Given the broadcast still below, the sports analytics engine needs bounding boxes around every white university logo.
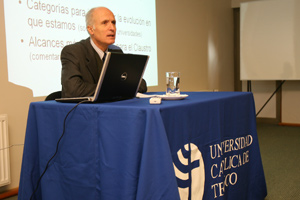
[173,143,205,200]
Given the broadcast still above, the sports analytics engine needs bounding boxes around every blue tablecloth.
[18,92,267,200]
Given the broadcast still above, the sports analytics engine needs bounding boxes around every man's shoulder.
[62,38,92,54]
[65,37,90,48]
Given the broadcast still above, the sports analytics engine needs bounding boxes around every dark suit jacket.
[61,37,147,98]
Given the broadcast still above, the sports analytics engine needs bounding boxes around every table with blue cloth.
[18,92,267,200]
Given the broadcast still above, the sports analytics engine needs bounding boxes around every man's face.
[88,8,116,51]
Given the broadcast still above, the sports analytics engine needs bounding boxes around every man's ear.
[87,25,94,35]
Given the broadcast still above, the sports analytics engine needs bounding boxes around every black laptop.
[55,52,149,103]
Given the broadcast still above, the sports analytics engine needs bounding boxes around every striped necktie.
[102,52,107,62]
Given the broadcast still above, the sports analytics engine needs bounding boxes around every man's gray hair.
[85,7,97,27]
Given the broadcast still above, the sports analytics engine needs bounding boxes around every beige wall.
[282,82,300,124]
[154,0,234,92]
[0,0,234,191]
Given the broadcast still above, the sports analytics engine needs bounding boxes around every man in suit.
[61,7,147,98]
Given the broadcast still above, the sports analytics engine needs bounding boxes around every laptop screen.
[94,52,149,102]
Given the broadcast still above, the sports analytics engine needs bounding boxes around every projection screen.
[3,0,157,96]
[240,0,300,80]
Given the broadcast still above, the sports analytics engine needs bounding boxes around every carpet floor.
[257,122,300,200]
